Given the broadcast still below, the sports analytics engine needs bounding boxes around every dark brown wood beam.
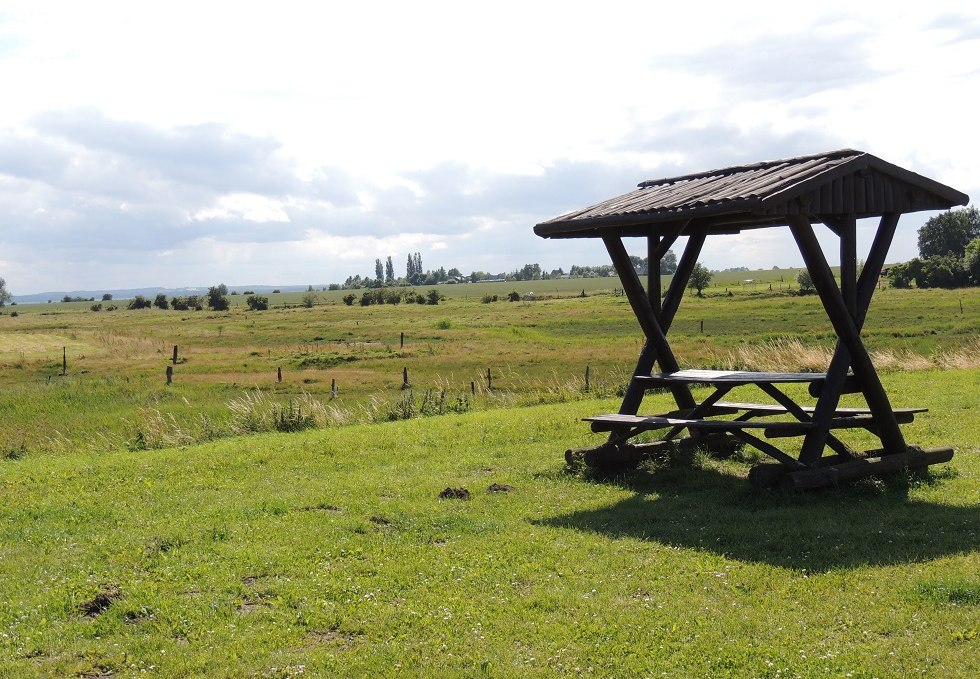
[603,233,696,410]
[788,215,906,456]
[800,213,900,463]
[663,227,707,324]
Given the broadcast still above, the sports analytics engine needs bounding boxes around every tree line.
[337,251,679,290]
[888,206,980,289]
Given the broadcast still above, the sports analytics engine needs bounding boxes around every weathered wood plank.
[636,370,828,386]
[586,413,817,433]
[714,401,926,416]
[781,447,954,490]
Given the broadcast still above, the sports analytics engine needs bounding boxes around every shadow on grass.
[534,462,979,572]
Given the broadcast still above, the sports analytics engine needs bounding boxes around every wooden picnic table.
[534,150,967,488]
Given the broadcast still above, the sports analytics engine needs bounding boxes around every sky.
[1,1,979,296]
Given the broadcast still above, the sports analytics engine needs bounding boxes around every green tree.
[246,295,269,311]
[426,289,442,305]
[375,258,384,281]
[385,256,395,285]
[127,295,151,310]
[153,293,169,309]
[662,250,678,275]
[796,269,815,294]
[0,277,11,307]
[687,263,712,297]
[207,286,229,311]
[917,206,980,259]
[965,238,980,285]
[918,254,968,288]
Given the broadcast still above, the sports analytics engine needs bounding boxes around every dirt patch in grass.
[439,487,470,500]
[80,586,120,617]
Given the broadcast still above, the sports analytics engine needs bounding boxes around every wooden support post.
[788,215,906,456]
[648,236,661,315]
[166,365,173,385]
[172,345,178,365]
[617,228,706,417]
[800,213,900,464]
[603,233,695,410]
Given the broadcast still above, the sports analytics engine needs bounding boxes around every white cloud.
[1,0,978,294]
[192,194,290,224]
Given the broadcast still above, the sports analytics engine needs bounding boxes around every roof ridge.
[638,149,862,188]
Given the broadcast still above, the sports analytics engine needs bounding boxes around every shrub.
[207,287,229,311]
[246,295,269,311]
[127,295,152,310]
[342,294,356,306]
[153,293,169,309]
[91,303,102,312]
[797,270,815,295]
[507,291,520,302]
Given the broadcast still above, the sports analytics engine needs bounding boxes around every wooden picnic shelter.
[534,149,969,488]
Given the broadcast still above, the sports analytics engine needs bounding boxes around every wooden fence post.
[400,332,404,348]
[486,367,492,391]
[61,347,67,376]
[331,378,337,399]
[166,365,173,385]
[172,345,178,365]
[277,366,282,383]
[585,365,591,393]
[403,367,409,389]
[471,381,476,396]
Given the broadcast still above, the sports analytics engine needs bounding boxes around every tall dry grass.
[716,337,979,373]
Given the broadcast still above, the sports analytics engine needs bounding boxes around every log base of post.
[566,433,743,470]
[749,446,954,490]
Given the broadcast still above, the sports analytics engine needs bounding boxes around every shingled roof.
[534,149,969,239]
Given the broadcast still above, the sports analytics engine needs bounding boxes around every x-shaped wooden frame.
[601,211,907,467]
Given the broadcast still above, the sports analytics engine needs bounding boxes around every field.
[1,272,979,676]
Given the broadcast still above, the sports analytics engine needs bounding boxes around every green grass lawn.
[2,370,978,677]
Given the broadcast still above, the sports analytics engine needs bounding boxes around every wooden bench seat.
[713,401,927,417]
[586,413,816,433]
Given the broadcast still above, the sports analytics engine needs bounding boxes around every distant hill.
[12,284,318,304]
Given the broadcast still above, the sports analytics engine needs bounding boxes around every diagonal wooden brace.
[604,232,697,411]
[788,215,906,457]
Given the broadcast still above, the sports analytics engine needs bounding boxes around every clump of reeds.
[227,390,350,435]
[126,407,196,450]
[935,336,980,370]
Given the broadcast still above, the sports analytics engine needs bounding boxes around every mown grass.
[1,379,977,676]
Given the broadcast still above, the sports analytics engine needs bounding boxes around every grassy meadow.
[1,271,979,676]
